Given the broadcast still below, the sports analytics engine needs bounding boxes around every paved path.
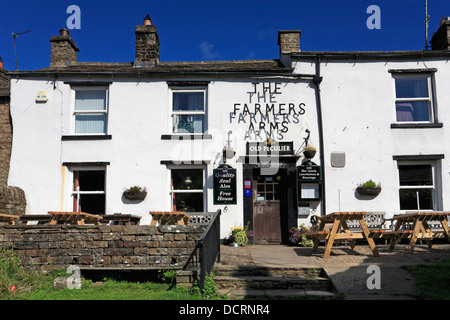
[220,243,450,300]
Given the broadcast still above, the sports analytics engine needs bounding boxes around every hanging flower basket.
[303,145,316,159]
[356,180,381,196]
[356,186,381,196]
[123,186,147,201]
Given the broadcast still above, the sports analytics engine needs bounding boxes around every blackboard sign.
[297,161,321,182]
[213,164,237,205]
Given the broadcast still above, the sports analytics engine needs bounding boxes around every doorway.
[252,170,285,244]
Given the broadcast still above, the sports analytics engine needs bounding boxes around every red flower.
[9,285,16,292]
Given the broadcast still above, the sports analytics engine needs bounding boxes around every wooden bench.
[149,211,190,226]
[0,213,20,225]
[48,211,102,225]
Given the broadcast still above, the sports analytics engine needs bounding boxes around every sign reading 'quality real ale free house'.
[213,164,237,205]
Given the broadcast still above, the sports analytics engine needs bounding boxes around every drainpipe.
[312,57,326,216]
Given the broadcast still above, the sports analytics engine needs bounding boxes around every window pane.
[74,170,105,191]
[172,114,204,133]
[399,189,433,210]
[172,169,203,190]
[75,90,106,111]
[174,192,203,212]
[75,114,107,133]
[399,165,432,186]
[173,92,204,111]
[395,102,430,122]
[78,194,105,215]
[395,78,428,98]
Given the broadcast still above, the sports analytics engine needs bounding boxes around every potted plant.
[288,225,313,247]
[356,180,381,196]
[303,145,316,159]
[123,186,147,201]
[229,225,249,247]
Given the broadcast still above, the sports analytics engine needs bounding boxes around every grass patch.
[1,246,225,300]
[403,258,450,300]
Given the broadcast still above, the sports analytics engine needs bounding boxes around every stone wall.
[0,224,205,272]
[0,186,26,215]
[0,96,11,185]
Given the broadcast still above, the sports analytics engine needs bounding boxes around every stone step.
[217,288,336,300]
[213,264,324,278]
[214,275,331,291]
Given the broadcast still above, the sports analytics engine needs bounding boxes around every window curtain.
[75,90,107,133]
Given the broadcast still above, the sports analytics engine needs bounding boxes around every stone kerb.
[0,224,205,272]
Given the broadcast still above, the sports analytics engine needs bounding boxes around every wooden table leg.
[312,221,325,252]
[359,219,380,257]
[440,217,450,242]
[389,221,401,250]
[421,220,434,249]
[407,217,423,253]
[323,218,341,259]
[341,219,357,251]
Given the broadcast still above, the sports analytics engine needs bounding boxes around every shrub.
[289,225,313,247]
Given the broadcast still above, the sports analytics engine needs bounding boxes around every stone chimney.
[278,30,301,67]
[134,14,160,67]
[49,29,79,67]
[278,30,301,55]
[430,17,450,50]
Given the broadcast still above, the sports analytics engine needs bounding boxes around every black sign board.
[213,164,237,205]
[297,161,321,182]
[247,141,294,156]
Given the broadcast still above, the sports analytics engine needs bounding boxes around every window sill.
[161,134,212,140]
[62,135,112,141]
[390,123,443,129]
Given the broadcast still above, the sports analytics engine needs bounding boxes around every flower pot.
[303,150,316,159]
[123,191,147,201]
[356,186,381,196]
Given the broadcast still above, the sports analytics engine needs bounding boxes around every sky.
[0,0,449,71]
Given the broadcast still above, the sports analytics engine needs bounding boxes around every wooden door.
[253,175,282,244]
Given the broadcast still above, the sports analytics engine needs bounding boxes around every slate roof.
[8,59,292,77]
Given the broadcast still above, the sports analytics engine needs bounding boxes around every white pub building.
[7,15,450,243]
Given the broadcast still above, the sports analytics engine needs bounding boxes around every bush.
[230,226,248,246]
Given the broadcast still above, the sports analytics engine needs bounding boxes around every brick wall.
[0,224,205,272]
[0,186,26,215]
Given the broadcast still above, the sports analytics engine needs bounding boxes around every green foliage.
[289,225,313,247]
[0,247,44,299]
[230,223,251,246]
[191,272,226,300]
[360,179,379,188]
[124,186,146,194]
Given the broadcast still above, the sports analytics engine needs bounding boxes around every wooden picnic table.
[0,213,20,225]
[149,211,190,226]
[101,214,141,226]
[48,211,102,225]
[384,211,450,253]
[306,212,383,258]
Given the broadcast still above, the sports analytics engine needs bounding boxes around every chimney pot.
[60,28,70,36]
[0,57,4,69]
[144,14,152,26]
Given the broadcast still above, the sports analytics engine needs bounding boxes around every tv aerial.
[12,30,31,70]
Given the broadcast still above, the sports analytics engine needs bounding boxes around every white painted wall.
[8,76,318,239]
[294,57,450,221]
